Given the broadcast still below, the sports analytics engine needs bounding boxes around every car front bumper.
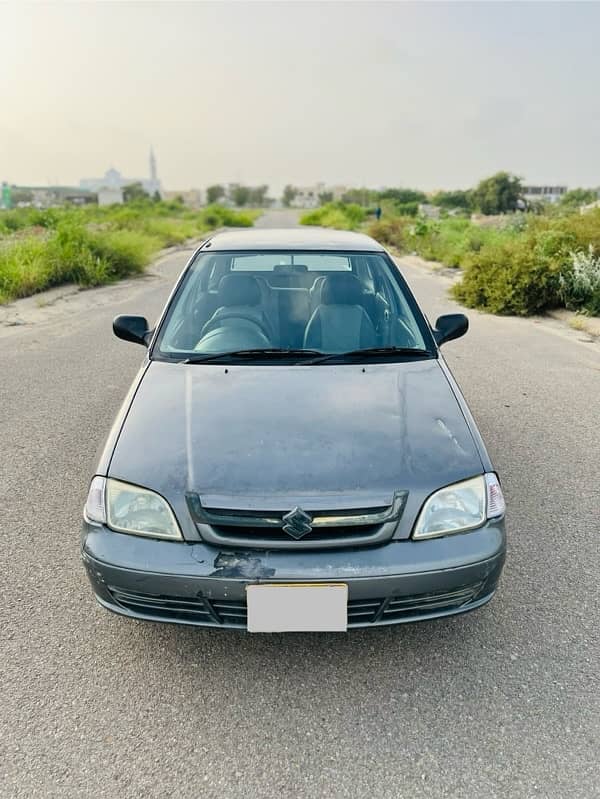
[81,520,506,629]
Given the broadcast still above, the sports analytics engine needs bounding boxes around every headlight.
[83,477,182,540]
[413,473,505,539]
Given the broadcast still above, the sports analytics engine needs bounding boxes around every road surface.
[1,210,599,798]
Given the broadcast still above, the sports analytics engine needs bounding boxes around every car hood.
[108,360,484,538]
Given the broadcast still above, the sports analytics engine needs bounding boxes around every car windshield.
[154,250,431,360]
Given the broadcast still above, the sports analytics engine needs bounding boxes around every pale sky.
[1,1,599,194]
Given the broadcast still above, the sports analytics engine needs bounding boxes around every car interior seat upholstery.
[303,273,377,351]
[200,274,273,341]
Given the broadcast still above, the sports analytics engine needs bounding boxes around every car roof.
[200,227,385,252]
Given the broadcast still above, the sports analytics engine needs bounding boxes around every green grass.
[301,202,366,230]
[0,201,258,303]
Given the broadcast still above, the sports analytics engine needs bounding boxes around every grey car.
[82,228,506,632]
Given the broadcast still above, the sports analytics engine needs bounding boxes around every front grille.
[211,523,382,544]
[108,582,484,628]
[185,491,407,549]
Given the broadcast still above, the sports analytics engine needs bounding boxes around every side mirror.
[113,315,151,346]
[434,313,468,346]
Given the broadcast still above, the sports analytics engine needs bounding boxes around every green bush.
[451,236,563,315]
[451,212,600,314]
[48,223,159,287]
[403,217,511,268]
[197,205,258,229]
[394,201,420,217]
[367,217,406,250]
[0,237,51,300]
[559,246,600,315]
[138,217,197,245]
[301,202,366,231]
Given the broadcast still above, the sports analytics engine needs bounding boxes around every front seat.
[199,274,273,342]
[303,274,377,351]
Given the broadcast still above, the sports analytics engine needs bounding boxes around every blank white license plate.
[246,583,348,632]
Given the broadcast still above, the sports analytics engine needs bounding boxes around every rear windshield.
[232,253,352,271]
[154,250,430,359]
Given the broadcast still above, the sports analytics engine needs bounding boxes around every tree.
[248,185,269,206]
[378,188,427,205]
[318,191,334,204]
[206,184,225,204]
[230,184,251,206]
[559,188,598,211]
[431,189,472,211]
[282,185,298,207]
[152,190,161,202]
[123,182,149,202]
[341,188,376,206]
[472,172,523,215]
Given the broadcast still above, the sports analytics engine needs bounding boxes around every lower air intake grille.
[108,582,483,627]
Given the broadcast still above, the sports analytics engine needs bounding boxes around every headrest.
[321,274,363,306]
[218,274,261,307]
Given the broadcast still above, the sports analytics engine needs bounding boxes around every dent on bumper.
[82,520,506,628]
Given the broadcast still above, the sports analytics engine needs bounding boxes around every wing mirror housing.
[113,315,151,346]
[434,313,468,346]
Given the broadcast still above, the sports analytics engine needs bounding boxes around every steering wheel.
[194,324,272,353]
[200,312,273,343]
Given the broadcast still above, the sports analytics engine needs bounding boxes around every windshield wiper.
[178,348,325,364]
[303,346,432,365]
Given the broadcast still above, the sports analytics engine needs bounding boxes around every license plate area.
[246,583,348,632]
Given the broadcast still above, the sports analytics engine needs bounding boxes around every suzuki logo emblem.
[282,507,313,539]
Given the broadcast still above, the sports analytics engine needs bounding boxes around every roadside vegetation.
[300,202,366,230]
[0,201,257,303]
[301,172,600,317]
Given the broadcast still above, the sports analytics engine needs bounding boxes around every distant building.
[418,203,441,219]
[80,148,162,197]
[289,185,321,208]
[330,185,350,201]
[522,185,567,205]
[289,183,349,208]
[98,187,124,206]
[9,186,96,207]
[1,182,12,209]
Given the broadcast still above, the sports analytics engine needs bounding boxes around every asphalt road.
[1,210,599,798]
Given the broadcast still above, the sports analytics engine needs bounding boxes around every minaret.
[149,147,157,184]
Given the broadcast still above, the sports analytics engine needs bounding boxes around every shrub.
[0,224,161,300]
[301,202,366,231]
[395,201,420,217]
[403,217,503,267]
[138,217,197,245]
[45,223,158,287]
[559,246,600,315]
[199,205,257,228]
[0,237,52,299]
[367,217,406,250]
[452,234,564,315]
